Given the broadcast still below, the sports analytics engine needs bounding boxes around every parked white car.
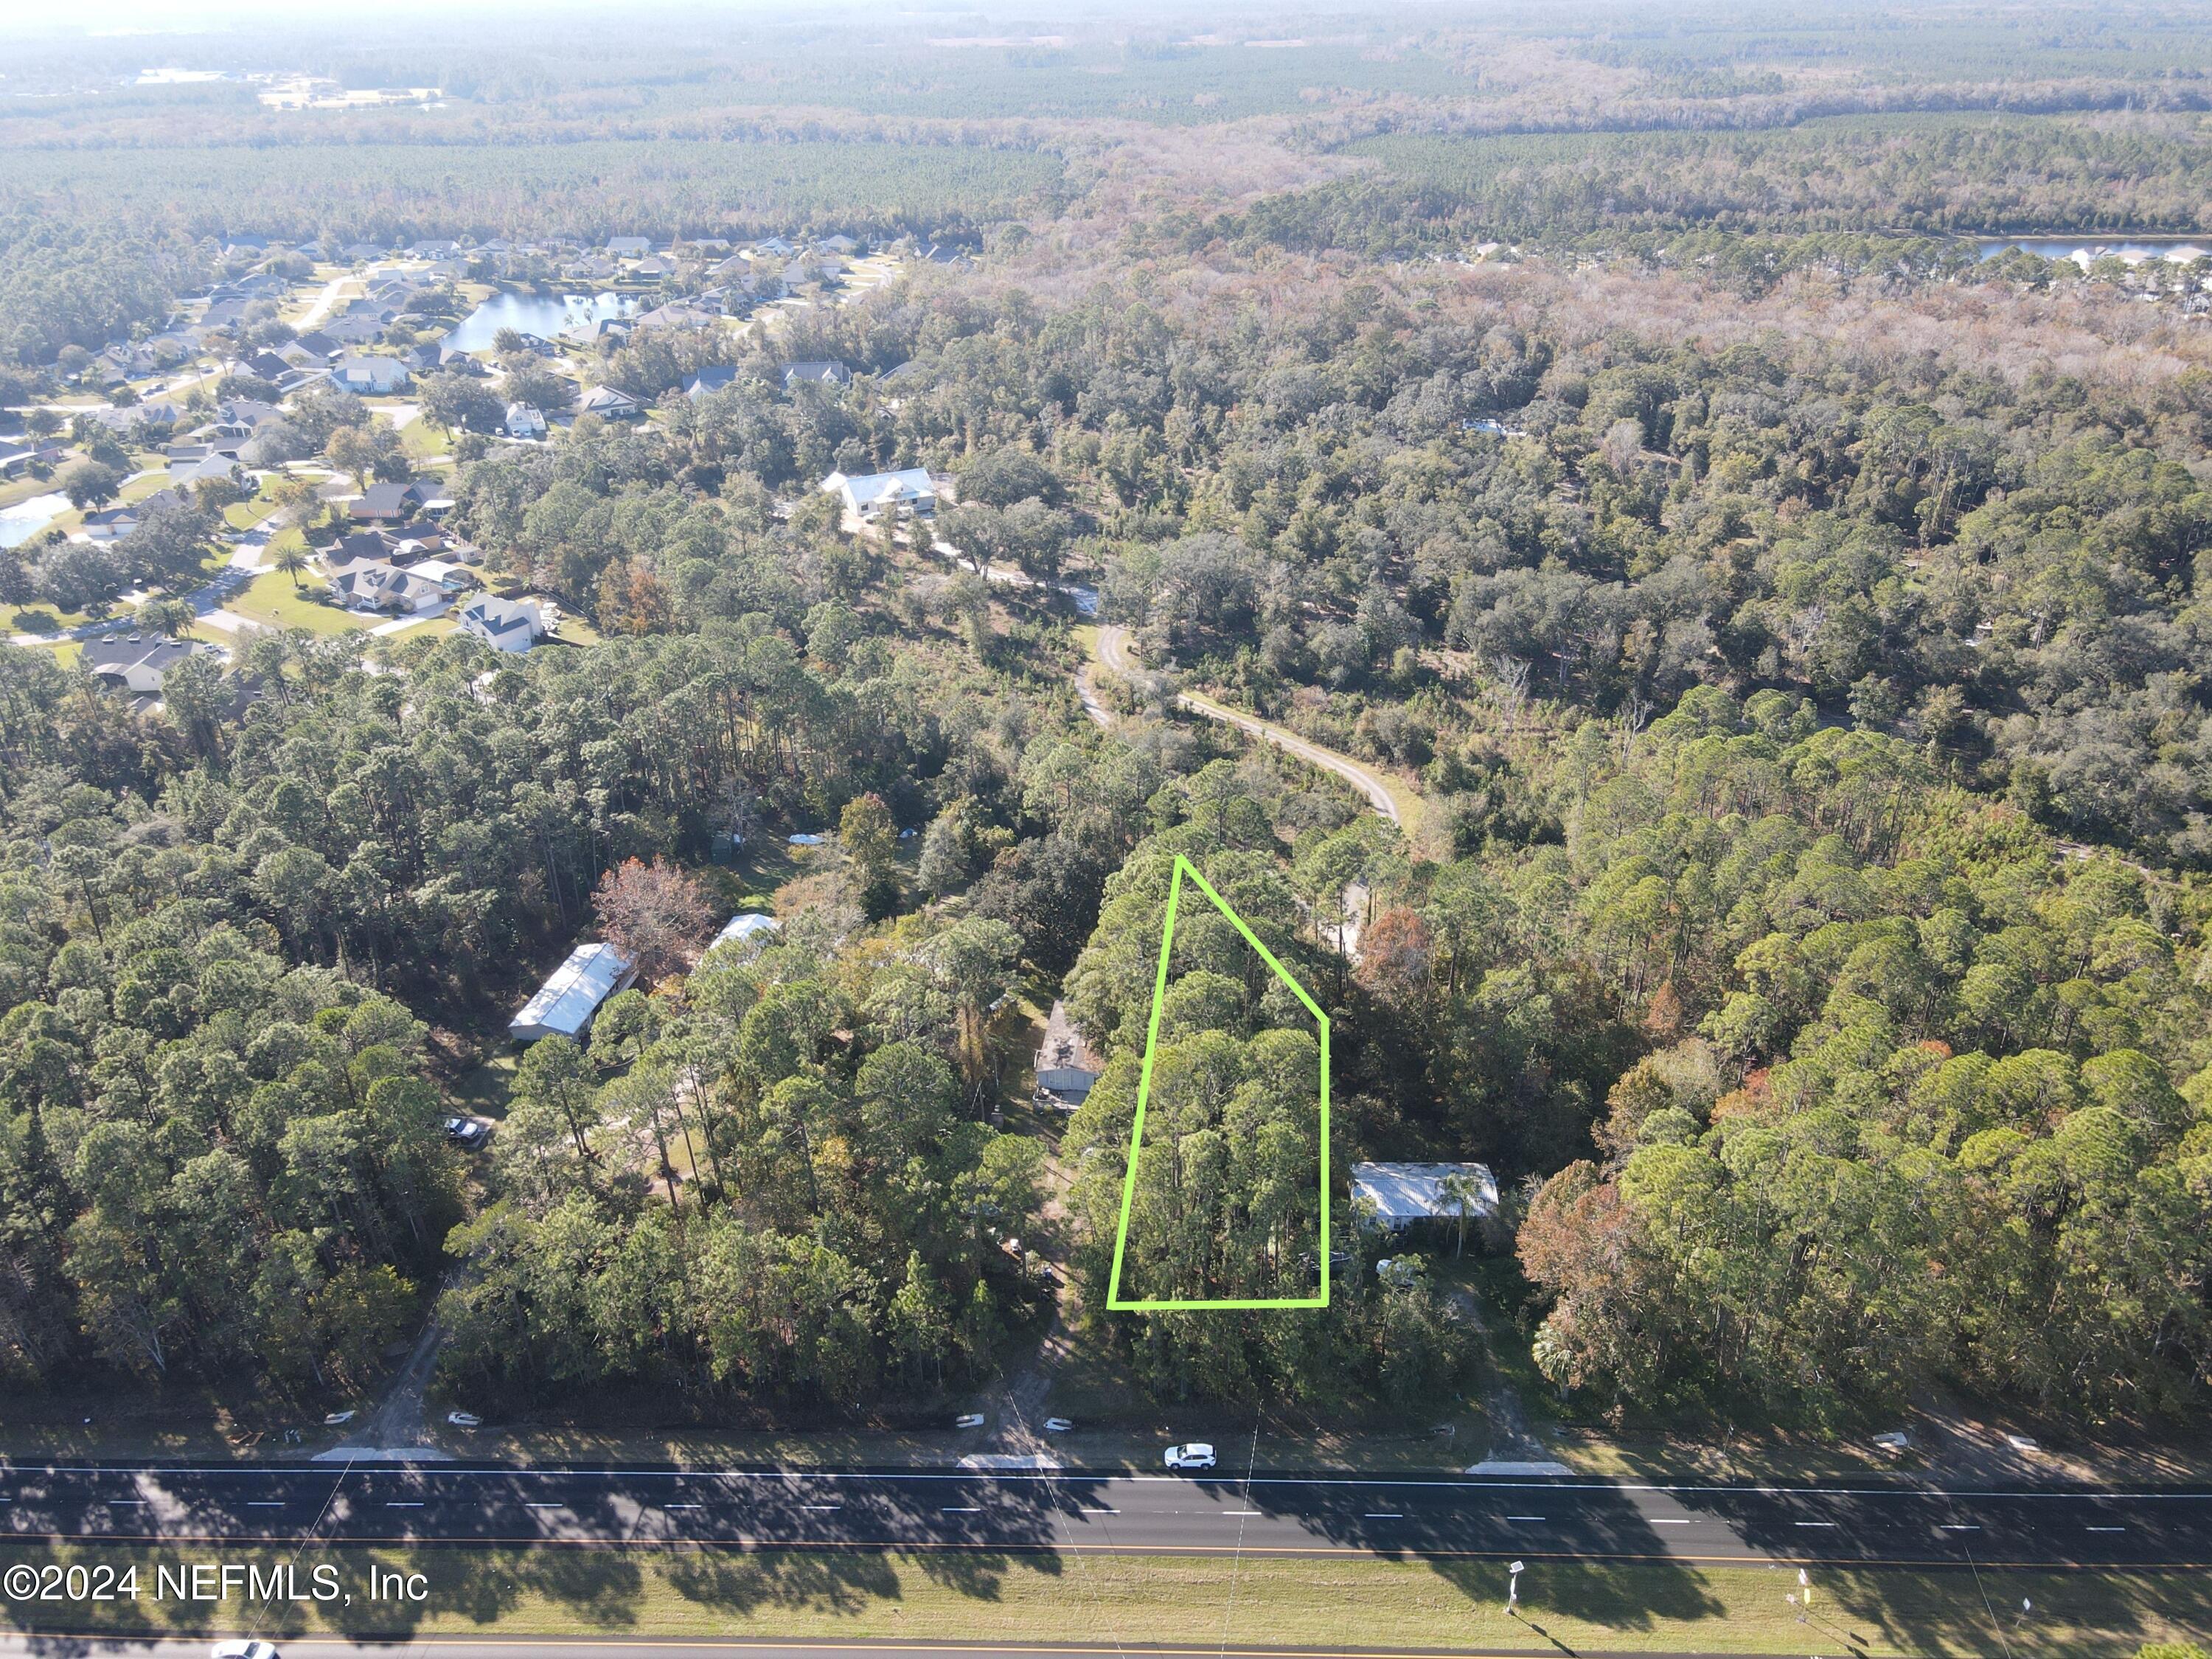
[1043,1417,1074,1433]
[1164,1442,1216,1470]
[953,1413,986,1429]
[212,1642,281,1659]
[447,1411,481,1429]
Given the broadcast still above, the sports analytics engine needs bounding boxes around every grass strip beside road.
[0,1544,2205,1655]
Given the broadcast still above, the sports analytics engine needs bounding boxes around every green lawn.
[10,606,94,636]
[224,571,373,638]
[0,1543,2203,1655]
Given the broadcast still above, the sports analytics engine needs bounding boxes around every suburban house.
[81,507,142,541]
[1032,1000,1102,1109]
[577,385,642,420]
[458,594,546,653]
[333,564,451,614]
[508,942,637,1041]
[782,359,851,389]
[820,467,938,519]
[1349,1162,1499,1234]
[330,355,412,394]
[352,481,428,523]
[606,235,653,257]
[504,402,547,439]
[0,445,66,479]
[633,300,714,332]
[683,367,740,400]
[753,236,796,257]
[82,636,215,696]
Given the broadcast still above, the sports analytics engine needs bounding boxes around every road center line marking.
[1363,1513,1403,1519]
[1795,1521,1837,1528]
[801,1504,842,1511]
[2087,1526,2126,1532]
[1080,1507,1119,1514]
[386,1502,422,1508]
[1940,1524,1982,1531]
[1506,1515,1544,1522]
[1651,1518,1693,1525]
[942,1507,981,1514]
[1225,1510,1261,1517]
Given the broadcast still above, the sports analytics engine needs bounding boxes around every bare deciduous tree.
[592,856,712,983]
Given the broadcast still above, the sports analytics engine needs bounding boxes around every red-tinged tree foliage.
[1355,905,1434,1006]
[1517,1160,1672,1405]
[592,856,713,984]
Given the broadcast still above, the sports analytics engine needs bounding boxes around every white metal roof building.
[1349,1161,1499,1230]
[508,942,637,1041]
[708,912,781,951]
[821,467,937,518]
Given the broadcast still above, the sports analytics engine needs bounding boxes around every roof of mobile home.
[1349,1161,1498,1225]
[509,942,636,1040]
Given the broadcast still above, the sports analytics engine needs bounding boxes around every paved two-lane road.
[1,1464,2205,1570]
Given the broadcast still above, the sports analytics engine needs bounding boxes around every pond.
[445,291,640,352]
[1978,236,2211,262]
[0,493,69,551]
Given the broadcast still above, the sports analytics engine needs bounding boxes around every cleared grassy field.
[0,1543,2204,1655]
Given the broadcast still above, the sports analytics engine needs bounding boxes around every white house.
[504,402,546,439]
[458,594,546,652]
[508,942,637,1041]
[577,384,642,420]
[1349,1162,1499,1233]
[820,467,937,519]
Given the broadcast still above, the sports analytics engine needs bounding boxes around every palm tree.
[1440,1172,1485,1259]
[134,598,195,640]
[273,540,310,591]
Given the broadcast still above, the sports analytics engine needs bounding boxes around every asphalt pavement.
[0,1463,2205,1569]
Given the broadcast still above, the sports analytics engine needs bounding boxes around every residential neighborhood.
[0,223,956,688]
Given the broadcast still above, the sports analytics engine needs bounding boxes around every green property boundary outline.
[1105,853,1331,1312]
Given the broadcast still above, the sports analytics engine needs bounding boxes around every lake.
[445,292,639,352]
[1978,237,2211,262]
[0,493,69,551]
